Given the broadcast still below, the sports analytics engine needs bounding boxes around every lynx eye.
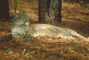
[22,18,25,22]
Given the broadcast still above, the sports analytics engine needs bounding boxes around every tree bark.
[38,0,62,24]
[0,0,9,19]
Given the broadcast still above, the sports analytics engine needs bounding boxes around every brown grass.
[0,1,89,60]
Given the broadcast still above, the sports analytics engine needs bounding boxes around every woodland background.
[0,0,89,60]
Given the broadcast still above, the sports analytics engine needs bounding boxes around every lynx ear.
[23,11,25,13]
[22,11,25,14]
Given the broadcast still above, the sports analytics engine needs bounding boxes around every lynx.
[11,13,86,41]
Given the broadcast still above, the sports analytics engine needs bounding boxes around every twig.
[21,48,26,57]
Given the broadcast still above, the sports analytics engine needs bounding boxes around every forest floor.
[0,1,89,60]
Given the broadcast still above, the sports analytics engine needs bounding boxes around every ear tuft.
[23,12,25,13]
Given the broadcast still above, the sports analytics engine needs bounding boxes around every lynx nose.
[25,22,29,25]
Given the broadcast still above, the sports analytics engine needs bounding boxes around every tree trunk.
[38,0,62,24]
[0,0,9,19]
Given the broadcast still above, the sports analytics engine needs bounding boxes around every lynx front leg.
[23,33,32,42]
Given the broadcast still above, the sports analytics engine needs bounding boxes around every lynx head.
[13,12,30,26]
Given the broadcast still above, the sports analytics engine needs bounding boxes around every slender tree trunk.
[38,0,62,24]
[0,0,9,19]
